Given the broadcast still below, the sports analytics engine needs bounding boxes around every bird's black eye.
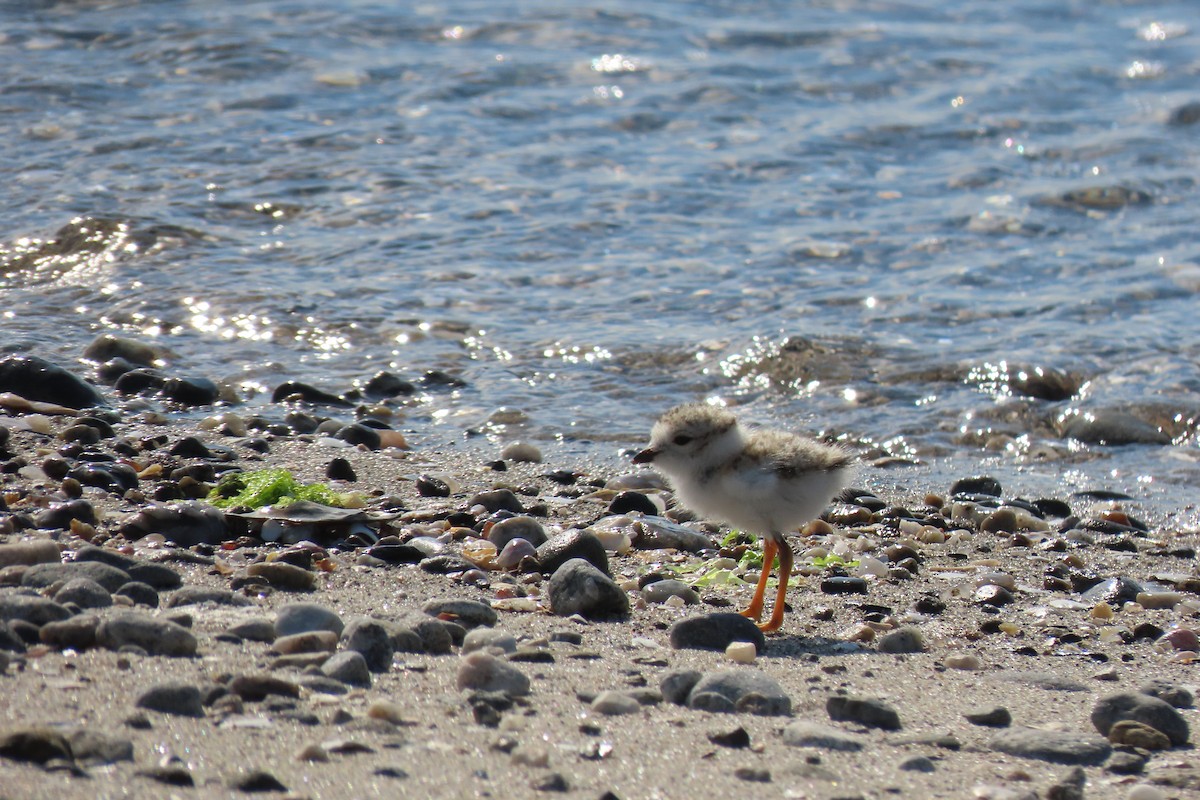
[672,434,693,446]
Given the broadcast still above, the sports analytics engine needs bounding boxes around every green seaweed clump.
[208,468,358,510]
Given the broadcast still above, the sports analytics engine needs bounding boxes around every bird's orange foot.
[757,615,784,633]
[738,604,764,622]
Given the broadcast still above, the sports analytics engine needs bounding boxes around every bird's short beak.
[632,446,658,465]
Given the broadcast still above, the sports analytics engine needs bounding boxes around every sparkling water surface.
[2,0,1199,520]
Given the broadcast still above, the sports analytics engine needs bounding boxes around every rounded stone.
[136,683,205,717]
[487,516,548,549]
[591,690,642,716]
[462,628,518,655]
[536,529,609,576]
[340,617,394,672]
[547,559,628,619]
[456,651,530,697]
[274,603,344,638]
[321,651,372,687]
[53,578,112,609]
[97,611,197,657]
[877,626,924,654]
[826,695,901,730]
[642,579,700,605]
[422,598,498,628]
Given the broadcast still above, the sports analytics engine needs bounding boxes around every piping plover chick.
[633,402,852,632]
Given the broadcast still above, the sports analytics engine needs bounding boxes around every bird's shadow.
[759,634,864,659]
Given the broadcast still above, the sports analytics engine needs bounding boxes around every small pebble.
[725,641,756,664]
[945,653,983,670]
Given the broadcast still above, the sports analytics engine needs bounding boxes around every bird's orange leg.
[759,539,793,633]
[739,538,776,623]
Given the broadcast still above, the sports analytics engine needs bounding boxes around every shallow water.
[2,0,1199,520]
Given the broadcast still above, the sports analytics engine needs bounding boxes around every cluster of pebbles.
[0,351,1197,799]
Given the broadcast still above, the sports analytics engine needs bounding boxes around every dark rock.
[471,489,524,514]
[415,475,451,497]
[0,726,74,764]
[82,334,160,367]
[965,706,1012,727]
[114,368,166,395]
[69,462,137,494]
[820,576,868,595]
[160,376,219,406]
[608,491,659,516]
[334,423,381,450]
[950,476,1002,497]
[363,543,425,564]
[136,683,205,717]
[326,457,356,482]
[120,502,229,547]
[1091,692,1189,746]
[536,529,609,576]
[271,381,350,406]
[364,371,415,398]
[36,499,96,529]
[124,563,183,590]
[229,770,288,792]
[0,355,106,409]
[708,726,751,748]
[137,765,195,786]
[827,695,901,730]
[668,613,766,652]
[228,674,301,702]
[547,559,629,619]
[1063,411,1170,446]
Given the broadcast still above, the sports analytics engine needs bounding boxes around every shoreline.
[0,390,1196,799]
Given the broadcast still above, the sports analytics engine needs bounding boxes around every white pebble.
[855,555,889,579]
[726,641,756,664]
[1125,786,1167,800]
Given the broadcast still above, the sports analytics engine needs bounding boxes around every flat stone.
[462,628,518,655]
[0,540,61,568]
[97,611,197,657]
[166,586,251,608]
[40,614,100,650]
[781,721,865,751]
[990,727,1113,765]
[228,674,301,702]
[228,618,276,643]
[826,695,901,730]
[642,579,700,605]
[136,683,205,717]
[456,651,530,696]
[591,690,643,716]
[965,706,1013,727]
[1108,720,1172,750]
[422,598,497,628]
